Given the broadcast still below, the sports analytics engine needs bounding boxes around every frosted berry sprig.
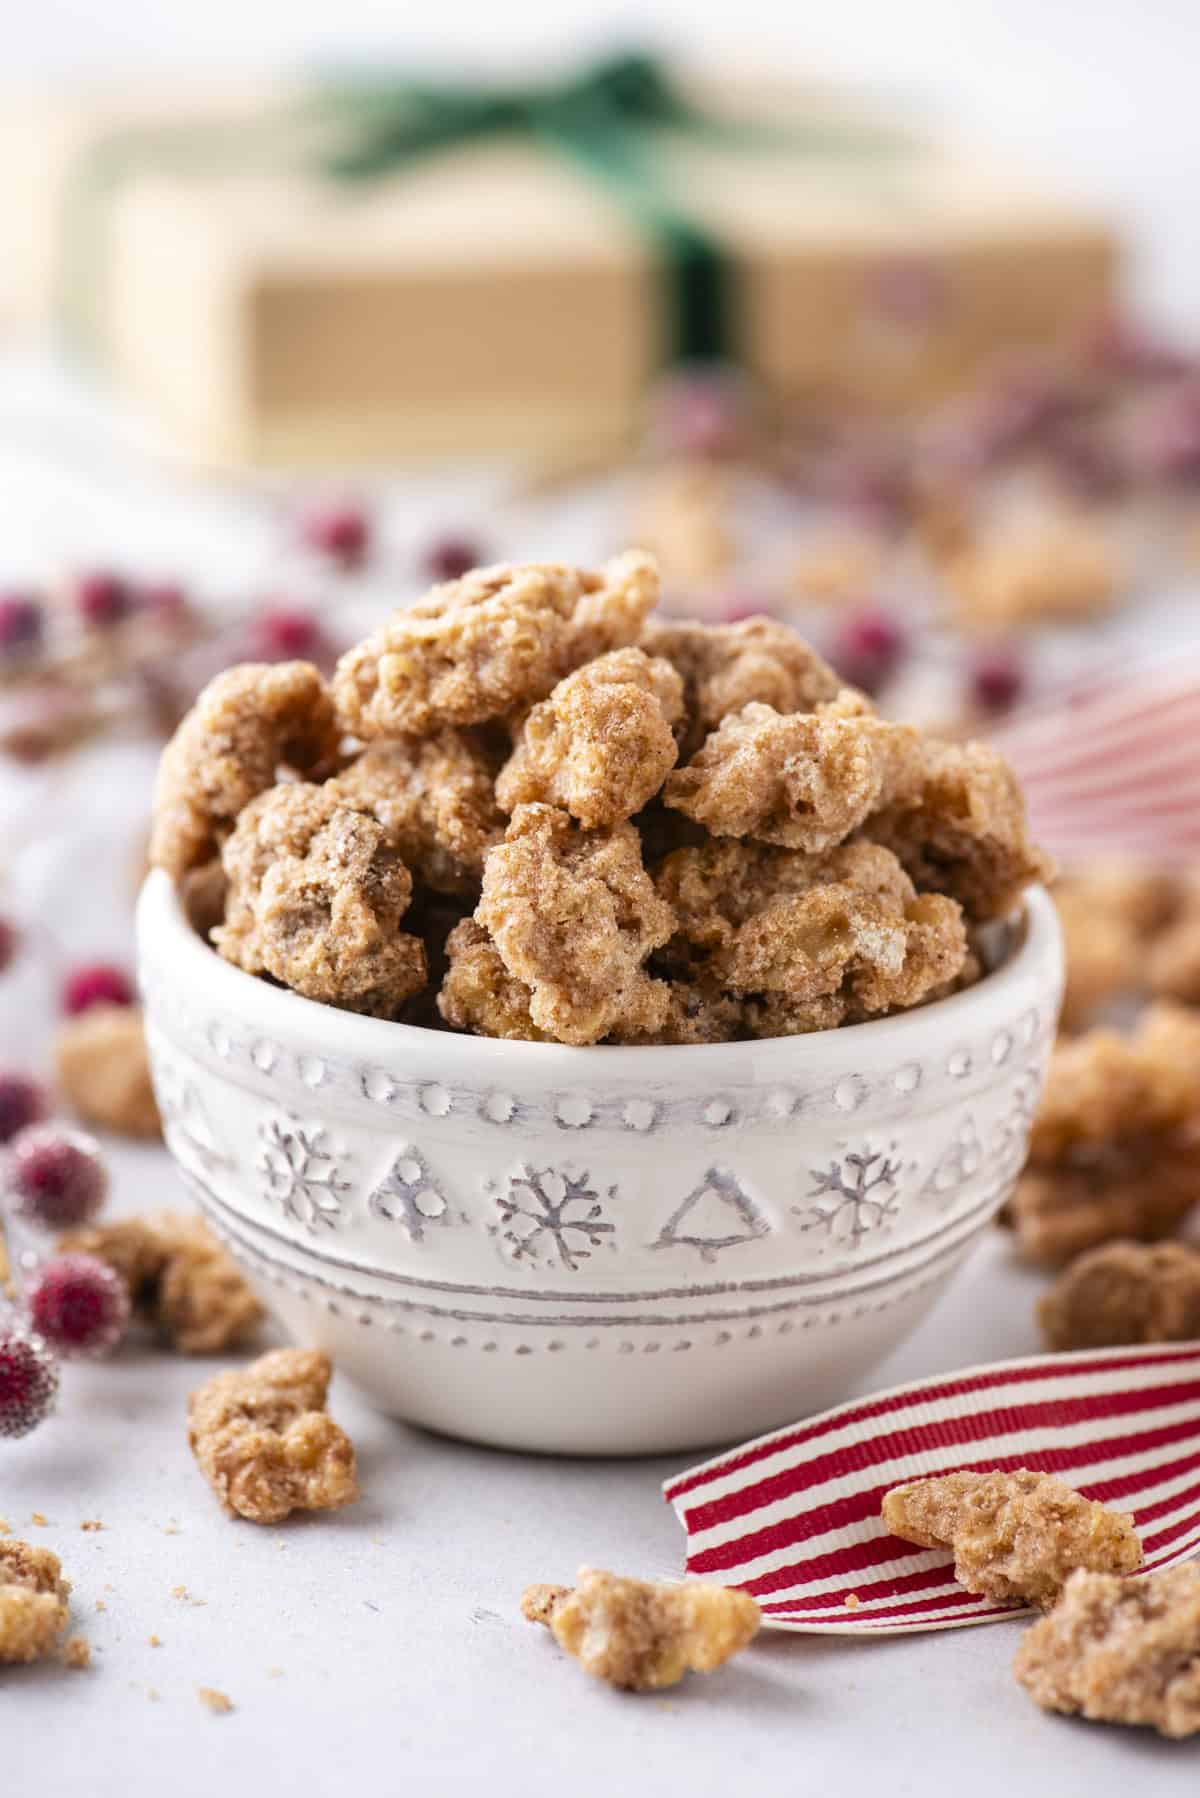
[0,1323,60,1439]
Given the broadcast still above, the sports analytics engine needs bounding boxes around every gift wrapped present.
[0,56,1117,467]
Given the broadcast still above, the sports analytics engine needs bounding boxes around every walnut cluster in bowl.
[149,553,1047,1045]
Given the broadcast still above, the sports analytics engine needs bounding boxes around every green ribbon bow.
[64,52,907,367]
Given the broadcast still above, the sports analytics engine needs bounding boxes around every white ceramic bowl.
[136,870,1062,1455]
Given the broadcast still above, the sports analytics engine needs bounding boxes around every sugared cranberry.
[0,592,44,658]
[829,608,909,696]
[73,570,133,628]
[424,536,485,583]
[301,504,371,570]
[26,1253,130,1360]
[648,367,749,459]
[0,1073,49,1145]
[8,1125,109,1231]
[0,1325,59,1438]
[0,917,18,976]
[1133,378,1200,485]
[62,962,135,1016]
[969,646,1027,716]
[247,606,325,662]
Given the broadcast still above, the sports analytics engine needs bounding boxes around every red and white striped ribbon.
[993,654,1200,868]
[664,1343,1200,1633]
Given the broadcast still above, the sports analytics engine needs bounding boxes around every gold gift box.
[0,71,1117,467]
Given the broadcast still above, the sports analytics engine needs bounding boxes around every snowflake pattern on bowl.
[796,1147,903,1245]
[256,1114,350,1234]
[486,1165,617,1272]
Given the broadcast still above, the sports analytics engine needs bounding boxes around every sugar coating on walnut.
[865,737,1050,921]
[882,1470,1142,1609]
[640,615,844,754]
[61,1210,262,1355]
[0,1540,71,1665]
[1147,877,1200,1005]
[945,523,1120,631]
[330,732,504,897]
[608,977,749,1045]
[333,552,658,737]
[150,662,340,877]
[54,1004,161,1140]
[1054,884,1141,1033]
[476,804,674,1045]
[497,647,683,828]
[215,782,426,1017]
[437,918,551,1041]
[664,691,922,851]
[188,1347,359,1525]
[1055,865,1182,1031]
[1040,1240,1200,1351]
[522,1567,760,1691]
[1014,1564,1200,1738]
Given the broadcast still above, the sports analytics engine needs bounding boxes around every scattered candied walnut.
[1040,1240,1200,1350]
[150,662,340,877]
[437,918,550,1042]
[477,805,674,1045]
[1054,885,1140,1032]
[497,648,683,828]
[214,782,426,1018]
[197,1686,234,1714]
[0,1540,71,1665]
[1029,1004,1200,1162]
[1147,878,1200,1004]
[1014,1565,1200,1739]
[334,554,656,738]
[523,1568,760,1691]
[54,1004,161,1139]
[864,736,1051,921]
[944,523,1121,631]
[61,1210,262,1355]
[631,462,736,586]
[663,692,921,852]
[790,536,882,605]
[62,1635,91,1670]
[187,1347,358,1525]
[882,1470,1142,1609]
[640,616,843,756]
[329,732,504,898]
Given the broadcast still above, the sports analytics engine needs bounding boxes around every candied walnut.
[333,553,657,738]
[944,524,1120,631]
[1013,1149,1200,1269]
[663,692,921,852]
[187,1347,358,1525]
[790,535,882,605]
[150,662,339,878]
[1040,1240,1200,1350]
[329,732,504,898]
[437,918,550,1042]
[640,616,843,756]
[631,462,736,587]
[476,805,674,1046]
[1147,878,1200,1004]
[882,1470,1142,1609]
[1055,884,1140,1031]
[0,1540,70,1664]
[497,648,682,828]
[1014,1565,1200,1739]
[865,736,1051,921]
[215,782,426,1018]
[61,1210,262,1354]
[1029,1005,1200,1162]
[54,1004,161,1139]
[179,857,228,939]
[607,976,747,1045]
[523,1568,760,1691]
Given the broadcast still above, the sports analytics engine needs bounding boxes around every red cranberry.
[26,1254,130,1359]
[62,962,135,1016]
[0,1325,59,1438]
[0,592,44,657]
[73,570,134,628]
[8,1124,109,1231]
[830,608,909,696]
[0,1073,49,1145]
[424,536,485,583]
[0,916,18,975]
[970,647,1027,715]
[248,606,325,661]
[302,504,370,569]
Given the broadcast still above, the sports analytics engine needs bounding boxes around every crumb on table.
[197,1686,234,1715]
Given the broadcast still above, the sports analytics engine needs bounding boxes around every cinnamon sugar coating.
[333,553,657,737]
[664,692,922,851]
[1055,865,1183,1029]
[1040,1240,1200,1350]
[0,1541,70,1664]
[54,1004,161,1139]
[62,1210,263,1354]
[150,662,340,877]
[1014,1565,1200,1738]
[522,1567,760,1691]
[1011,1006,1200,1266]
[497,648,683,828]
[608,977,749,1045]
[1147,878,1200,1004]
[945,524,1120,631]
[640,615,843,755]
[187,1348,358,1525]
[215,782,426,1017]
[477,805,674,1045]
[437,918,550,1042]
[1054,885,1140,1032]
[882,1470,1142,1609]
[865,737,1050,921]
[330,732,504,897]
